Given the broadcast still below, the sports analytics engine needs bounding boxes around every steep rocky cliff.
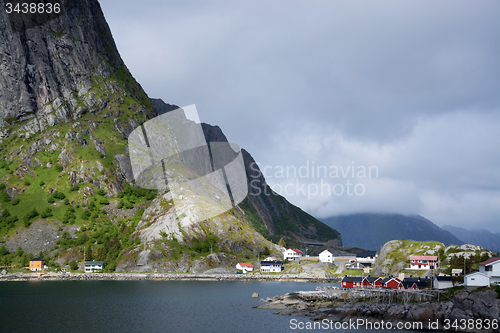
[0,0,340,272]
[152,98,342,248]
[0,0,153,136]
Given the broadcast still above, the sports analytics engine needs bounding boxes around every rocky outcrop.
[312,290,500,332]
[372,240,495,276]
[268,288,500,332]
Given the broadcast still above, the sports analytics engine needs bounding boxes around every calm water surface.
[0,280,419,333]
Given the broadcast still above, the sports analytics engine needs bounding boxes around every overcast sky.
[99,0,500,232]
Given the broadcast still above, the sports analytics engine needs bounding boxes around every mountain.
[322,213,463,251]
[152,99,342,249]
[442,225,500,254]
[0,1,340,273]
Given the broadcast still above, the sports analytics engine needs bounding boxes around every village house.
[319,250,334,263]
[400,281,419,290]
[84,261,105,273]
[403,277,430,289]
[478,257,500,285]
[341,276,363,288]
[236,262,253,273]
[464,272,491,287]
[236,263,253,273]
[381,277,402,289]
[29,257,48,271]
[362,276,382,288]
[409,255,438,270]
[433,276,453,289]
[451,269,463,276]
[464,257,500,287]
[347,261,368,271]
[356,251,378,263]
[283,249,303,261]
[259,260,283,273]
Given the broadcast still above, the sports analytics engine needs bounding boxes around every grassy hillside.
[372,239,495,276]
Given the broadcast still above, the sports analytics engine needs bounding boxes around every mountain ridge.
[442,225,500,254]
[322,213,463,251]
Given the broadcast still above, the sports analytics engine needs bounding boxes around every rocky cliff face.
[152,98,342,248]
[0,0,153,137]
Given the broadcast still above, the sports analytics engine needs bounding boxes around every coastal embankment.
[0,271,341,282]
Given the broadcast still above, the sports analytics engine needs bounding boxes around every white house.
[236,263,253,273]
[478,257,500,285]
[319,250,334,263]
[451,269,463,276]
[84,261,104,272]
[433,276,453,289]
[260,260,283,273]
[464,272,491,287]
[356,251,378,264]
[283,249,303,261]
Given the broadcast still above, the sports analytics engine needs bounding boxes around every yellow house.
[29,257,47,271]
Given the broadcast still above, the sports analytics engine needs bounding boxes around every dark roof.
[381,277,400,285]
[380,277,391,284]
[404,277,430,287]
[356,251,377,258]
[403,277,421,282]
[479,257,500,266]
[404,277,430,282]
[401,281,417,288]
[84,261,105,265]
[30,257,46,262]
[364,276,381,283]
[435,276,452,282]
[260,260,283,266]
[349,262,366,269]
[342,276,363,282]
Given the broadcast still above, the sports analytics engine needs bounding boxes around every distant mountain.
[442,225,500,254]
[322,213,463,251]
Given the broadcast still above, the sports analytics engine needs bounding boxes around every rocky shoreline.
[256,287,500,332]
[0,271,341,282]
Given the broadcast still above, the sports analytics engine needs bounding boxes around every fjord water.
[0,280,408,333]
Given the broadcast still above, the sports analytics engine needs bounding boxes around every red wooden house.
[341,276,363,288]
[362,276,382,287]
[382,277,401,289]
[400,281,418,290]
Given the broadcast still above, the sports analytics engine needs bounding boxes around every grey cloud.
[99,0,500,231]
